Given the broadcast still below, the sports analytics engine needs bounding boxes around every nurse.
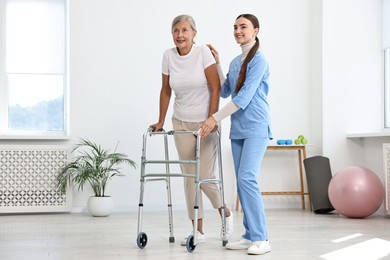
[201,14,272,255]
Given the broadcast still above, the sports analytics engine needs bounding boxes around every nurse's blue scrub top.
[221,51,273,140]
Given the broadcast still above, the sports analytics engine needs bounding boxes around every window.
[0,0,68,138]
[384,0,390,128]
[385,48,390,127]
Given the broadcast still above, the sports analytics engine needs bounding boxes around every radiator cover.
[383,143,390,217]
[0,145,72,213]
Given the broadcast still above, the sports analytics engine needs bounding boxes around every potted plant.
[55,138,136,216]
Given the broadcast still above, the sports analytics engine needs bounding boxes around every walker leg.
[136,180,148,249]
[188,131,202,252]
[217,131,228,245]
[187,183,200,253]
[164,134,175,243]
[166,179,175,243]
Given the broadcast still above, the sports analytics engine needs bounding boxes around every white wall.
[3,0,386,215]
[322,0,385,215]
[67,0,314,212]
[67,0,389,214]
[322,0,383,173]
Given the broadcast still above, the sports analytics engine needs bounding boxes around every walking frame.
[136,127,228,252]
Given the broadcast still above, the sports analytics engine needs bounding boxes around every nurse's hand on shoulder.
[206,44,220,64]
[200,116,217,137]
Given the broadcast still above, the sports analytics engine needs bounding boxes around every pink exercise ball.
[328,166,384,218]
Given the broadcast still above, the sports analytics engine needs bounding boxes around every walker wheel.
[185,234,196,252]
[136,232,148,249]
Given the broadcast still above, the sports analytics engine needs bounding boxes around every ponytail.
[234,37,259,93]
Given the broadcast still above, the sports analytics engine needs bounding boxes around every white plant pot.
[87,196,114,217]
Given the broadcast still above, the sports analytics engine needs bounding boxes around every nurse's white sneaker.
[180,231,206,246]
[220,213,234,240]
[226,237,252,250]
[247,240,271,255]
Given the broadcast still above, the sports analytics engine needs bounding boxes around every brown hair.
[234,14,260,93]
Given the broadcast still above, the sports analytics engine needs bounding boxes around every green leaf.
[55,138,136,197]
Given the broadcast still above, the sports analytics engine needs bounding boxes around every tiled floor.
[1,208,390,260]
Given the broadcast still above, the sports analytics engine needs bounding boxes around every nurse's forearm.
[212,101,239,122]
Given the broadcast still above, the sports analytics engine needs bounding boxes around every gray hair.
[171,15,197,32]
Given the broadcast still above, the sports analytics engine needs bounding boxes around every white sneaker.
[247,240,271,255]
[220,213,234,240]
[180,231,206,246]
[226,237,252,250]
